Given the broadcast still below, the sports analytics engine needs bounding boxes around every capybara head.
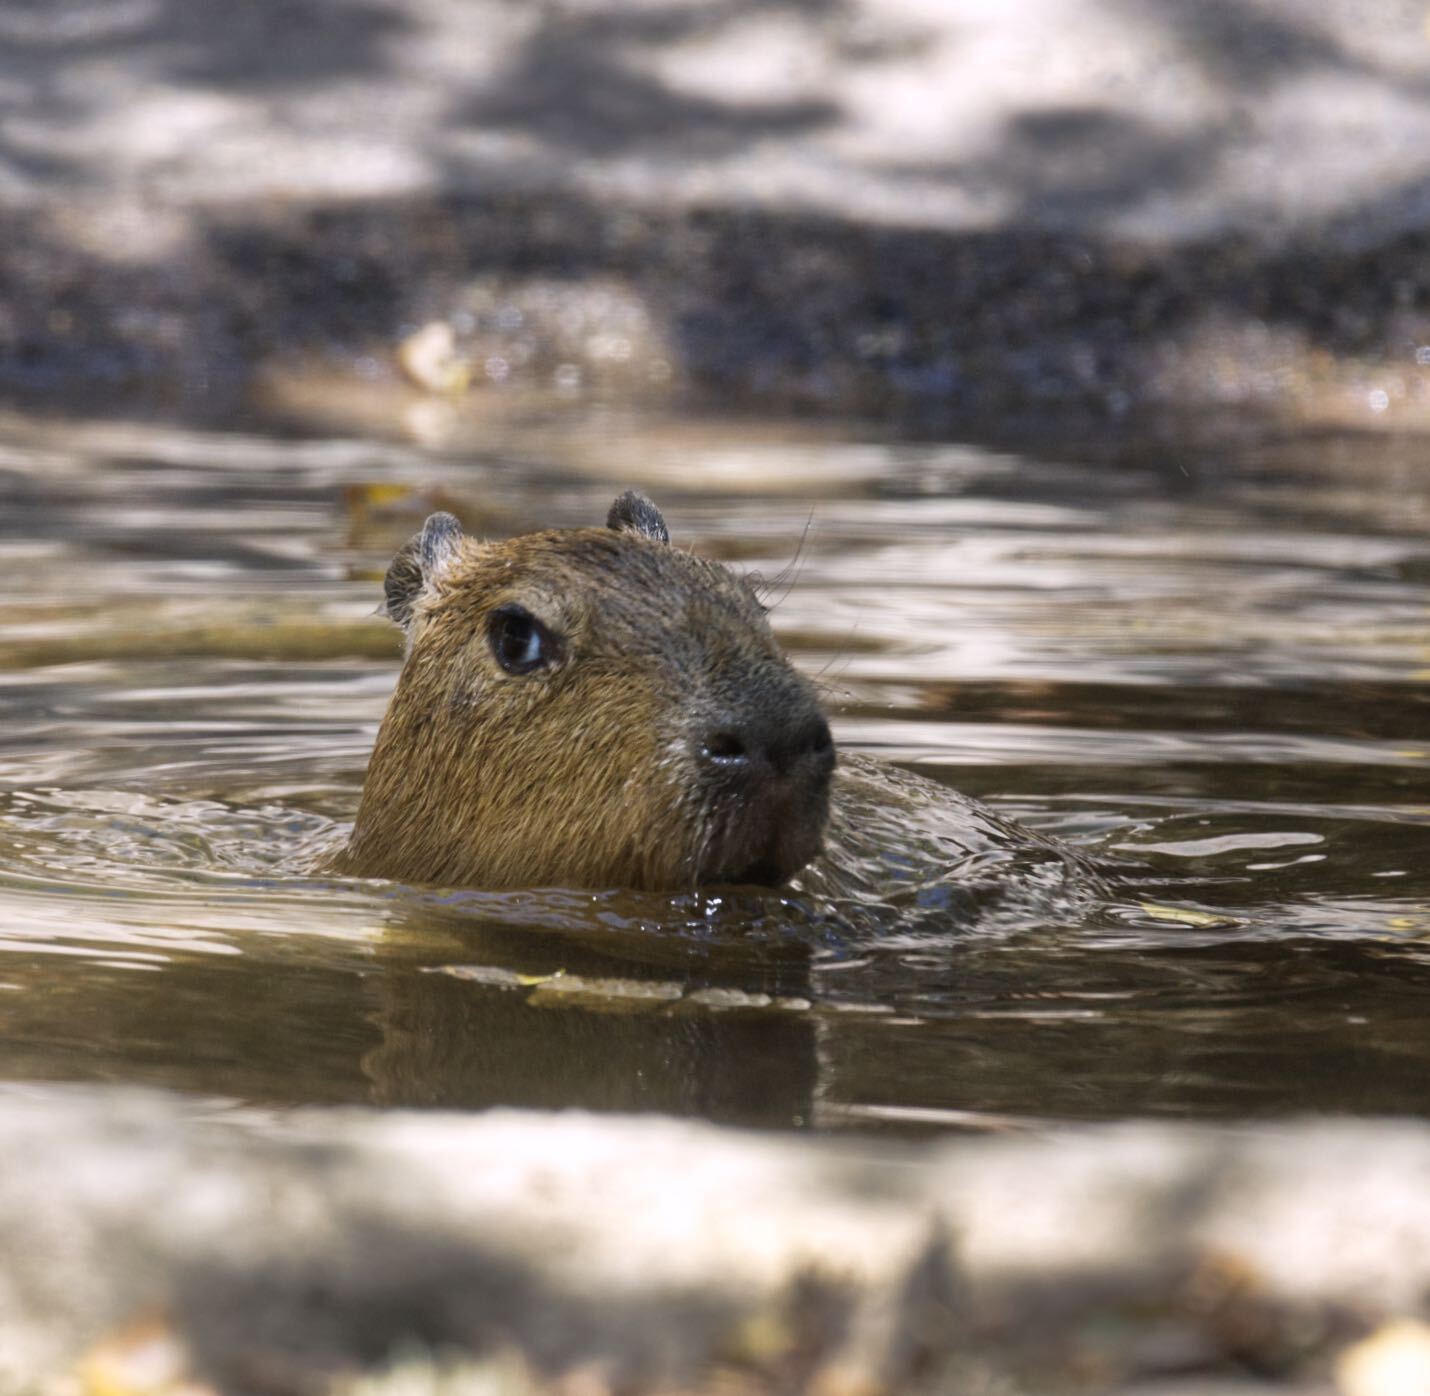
[338,493,835,891]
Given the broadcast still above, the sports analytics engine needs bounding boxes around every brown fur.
[334,501,833,891]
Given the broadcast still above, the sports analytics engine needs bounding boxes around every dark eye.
[487,604,556,675]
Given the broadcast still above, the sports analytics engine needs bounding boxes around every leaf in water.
[348,483,414,508]
[1386,914,1430,939]
[429,965,559,990]
[1137,901,1243,929]
[527,972,686,1013]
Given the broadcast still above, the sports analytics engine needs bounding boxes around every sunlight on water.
[0,409,1426,1128]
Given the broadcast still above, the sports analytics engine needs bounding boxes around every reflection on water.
[0,408,1426,1130]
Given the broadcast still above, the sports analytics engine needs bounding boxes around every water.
[0,407,1426,1130]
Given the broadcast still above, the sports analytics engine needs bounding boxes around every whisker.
[811,675,855,704]
[764,509,817,611]
[808,608,867,688]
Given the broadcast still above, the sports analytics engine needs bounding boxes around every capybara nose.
[698,706,834,780]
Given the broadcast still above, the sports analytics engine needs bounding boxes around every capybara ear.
[384,511,464,632]
[606,490,670,545]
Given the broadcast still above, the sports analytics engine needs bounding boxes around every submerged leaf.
[1137,901,1242,929]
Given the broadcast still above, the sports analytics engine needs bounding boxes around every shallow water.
[0,407,1426,1130]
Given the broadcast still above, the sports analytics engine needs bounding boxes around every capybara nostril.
[698,704,834,781]
[699,730,751,769]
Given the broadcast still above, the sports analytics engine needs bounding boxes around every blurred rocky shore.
[6,1088,1430,1396]
[1,0,1427,433]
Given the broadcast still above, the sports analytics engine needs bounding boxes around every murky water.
[0,407,1426,1130]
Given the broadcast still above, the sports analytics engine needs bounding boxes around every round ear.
[384,511,464,632]
[606,490,669,545]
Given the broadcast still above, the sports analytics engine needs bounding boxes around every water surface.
[0,408,1426,1129]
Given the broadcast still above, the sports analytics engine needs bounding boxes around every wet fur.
[336,511,830,891]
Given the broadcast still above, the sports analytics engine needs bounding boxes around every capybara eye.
[487,604,554,675]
